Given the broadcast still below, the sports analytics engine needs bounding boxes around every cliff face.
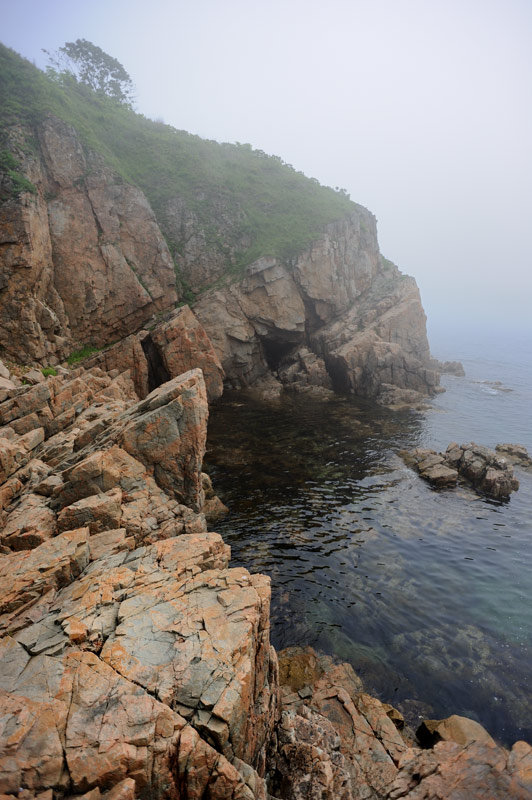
[1,109,438,406]
[0,117,177,364]
[192,212,438,401]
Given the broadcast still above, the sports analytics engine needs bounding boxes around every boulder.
[417,714,496,748]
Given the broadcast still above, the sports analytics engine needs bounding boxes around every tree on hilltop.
[43,39,134,106]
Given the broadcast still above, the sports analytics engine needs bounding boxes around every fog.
[3,0,531,338]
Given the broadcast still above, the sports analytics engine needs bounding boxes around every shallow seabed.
[205,353,532,747]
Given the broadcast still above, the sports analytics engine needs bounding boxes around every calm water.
[205,327,532,746]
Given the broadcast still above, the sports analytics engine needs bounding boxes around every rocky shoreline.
[1,366,531,799]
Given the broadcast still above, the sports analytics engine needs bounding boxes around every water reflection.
[205,390,532,746]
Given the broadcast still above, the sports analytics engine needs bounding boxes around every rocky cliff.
[0,367,530,799]
[0,116,177,365]
[3,132,438,403]
[1,40,441,404]
[0,110,438,404]
[192,214,439,402]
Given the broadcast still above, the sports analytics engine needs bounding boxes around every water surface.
[205,330,532,746]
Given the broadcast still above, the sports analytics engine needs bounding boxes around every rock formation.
[272,647,532,800]
[84,306,224,403]
[1,110,440,405]
[402,442,520,498]
[0,367,278,798]
[0,117,177,365]
[1,369,531,798]
[496,443,532,473]
[193,220,440,403]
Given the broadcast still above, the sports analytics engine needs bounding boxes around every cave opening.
[261,338,298,372]
[141,334,171,392]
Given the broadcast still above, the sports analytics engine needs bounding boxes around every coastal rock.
[402,442,519,498]
[0,364,278,799]
[430,359,466,377]
[2,116,438,405]
[194,226,440,402]
[416,714,496,748]
[85,306,225,403]
[0,118,177,364]
[116,370,209,511]
[496,443,532,473]
[312,272,439,401]
[194,256,306,388]
[275,647,532,800]
[149,306,224,402]
[387,739,532,799]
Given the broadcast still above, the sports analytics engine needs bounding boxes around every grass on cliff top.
[0,43,358,267]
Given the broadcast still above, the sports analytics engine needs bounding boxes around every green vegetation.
[0,148,37,198]
[0,43,358,280]
[67,345,101,365]
[41,366,57,377]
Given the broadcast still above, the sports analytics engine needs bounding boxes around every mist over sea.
[427,316,532,452]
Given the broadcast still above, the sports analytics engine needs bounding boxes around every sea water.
[205,323,532,746]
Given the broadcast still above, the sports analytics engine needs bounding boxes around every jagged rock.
[0,362,278,799]
[0,645,262,799]
[56,488,122,534]
[276,648,532,799]
[0,117,178,364]
[84,306,225,404]
[387,739,532,799]
[85,334,151,400]
[272,707,353,799]
[458,443,519,498]
[277,347,333,393]
[402,442,519,498]
[115,370,209,511]
[149,306,224,402]
[194,225,440,402]
[1,493,56,550]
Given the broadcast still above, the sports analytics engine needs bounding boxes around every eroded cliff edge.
[1,108,439,406]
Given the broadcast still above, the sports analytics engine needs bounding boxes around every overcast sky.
[2,0,531,339]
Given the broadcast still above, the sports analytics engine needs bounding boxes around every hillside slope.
[0,44,439,403]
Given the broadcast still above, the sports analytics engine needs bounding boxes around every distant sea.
[426,318,532,452]
[206,318,532,747]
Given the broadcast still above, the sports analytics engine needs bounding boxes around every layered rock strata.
[403,442,520,498]
[0,367,278,799]
[1,371,531,798]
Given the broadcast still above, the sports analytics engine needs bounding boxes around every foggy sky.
[2,0,531,341]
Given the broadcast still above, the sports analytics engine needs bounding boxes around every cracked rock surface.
[1,368,531,799]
